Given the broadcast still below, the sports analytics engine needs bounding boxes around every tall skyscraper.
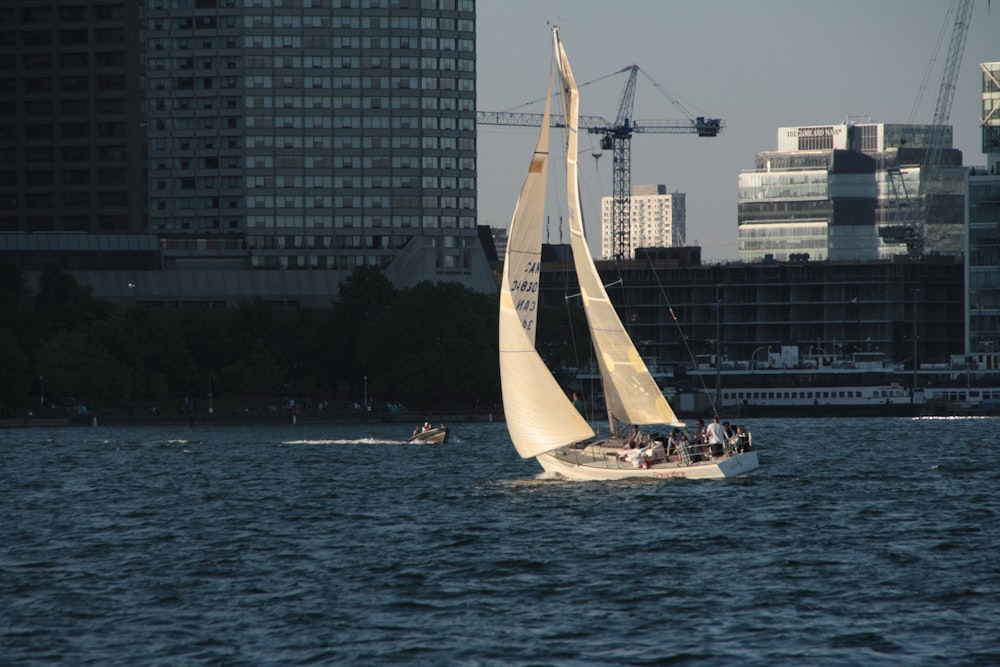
[1,0,493,301]
[0,2,146,233]
[147,0,480,280]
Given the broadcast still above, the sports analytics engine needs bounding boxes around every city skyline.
[476,0,999,261]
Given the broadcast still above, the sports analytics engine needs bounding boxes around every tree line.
[0,263,590,418]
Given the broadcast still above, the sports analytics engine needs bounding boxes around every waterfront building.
[967,61,1000,357]
[0,0,495,302]
[538,246,964,378]
[737,122,966,262]
[600,185,685,260]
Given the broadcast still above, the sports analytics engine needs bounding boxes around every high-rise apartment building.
[1,0,494,302]
[146,0,479,278]
[600,184,685,260]
[737,122,966,262]
[0,2,147,233]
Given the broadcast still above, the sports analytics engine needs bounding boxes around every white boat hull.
[536,443,758,481]
[407,427,448,444]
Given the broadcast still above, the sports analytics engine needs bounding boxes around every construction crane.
[881,0,974,256]
[478,64,723,261]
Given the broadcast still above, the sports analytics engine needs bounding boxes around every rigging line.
[560,257,599,426]
[641,252,720,417]
[636,67,706,120]
[500,66,638,114]
[907,2,953,124]
[610,254,637,340]
[562,283,592,422]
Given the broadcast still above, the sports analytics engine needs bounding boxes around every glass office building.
[737,123,965,262]
[967,61,1000,356]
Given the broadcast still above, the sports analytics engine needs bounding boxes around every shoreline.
[0,411,503,429]
[3,402,995,429]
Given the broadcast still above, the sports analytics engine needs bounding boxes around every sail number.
[511,279,539,294]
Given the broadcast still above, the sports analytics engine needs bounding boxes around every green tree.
[0,329,31,410]
[34,265,110,336]
[323,266,397,398]
[0,260,27,331]
[358,280,499,409]
[35,328,128,404]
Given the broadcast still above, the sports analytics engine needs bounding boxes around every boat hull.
[536,443,758,481]
[407,427,448,444]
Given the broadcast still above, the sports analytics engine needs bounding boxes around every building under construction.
[538,246,964,371]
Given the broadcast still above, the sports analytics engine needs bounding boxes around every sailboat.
[498,27,759,480]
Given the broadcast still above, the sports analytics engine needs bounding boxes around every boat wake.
[283,437,404,446]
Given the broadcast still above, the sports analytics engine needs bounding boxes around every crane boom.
[924,0,974,189]
[478,64,722,261]
[881,0,973,256]
[476,111,720,135]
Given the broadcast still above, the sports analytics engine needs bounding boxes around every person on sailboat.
[705,415,727,458]
[571,391,585,417]
[616,427,646,467]
[640,438,666,468]
[619,444,645,468]
[677,431,695,464]
[693,420,706,444]
[666,429,682,459]
[735,425,752,452]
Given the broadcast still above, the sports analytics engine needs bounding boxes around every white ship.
[577,346,1000,418]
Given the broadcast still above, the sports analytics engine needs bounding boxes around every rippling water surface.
[2,417,999,666]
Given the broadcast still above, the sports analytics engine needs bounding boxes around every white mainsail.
[499,41,594,460]
[504,62,553,345]
[553,33,684,430]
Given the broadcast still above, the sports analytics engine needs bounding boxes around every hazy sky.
[475,0,999,260]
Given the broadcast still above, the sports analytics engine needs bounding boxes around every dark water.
[2,417,999,666]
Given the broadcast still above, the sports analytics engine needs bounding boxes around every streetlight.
[363,375,368,412]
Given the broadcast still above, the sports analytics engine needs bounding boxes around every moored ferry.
[576,346,1000,418]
